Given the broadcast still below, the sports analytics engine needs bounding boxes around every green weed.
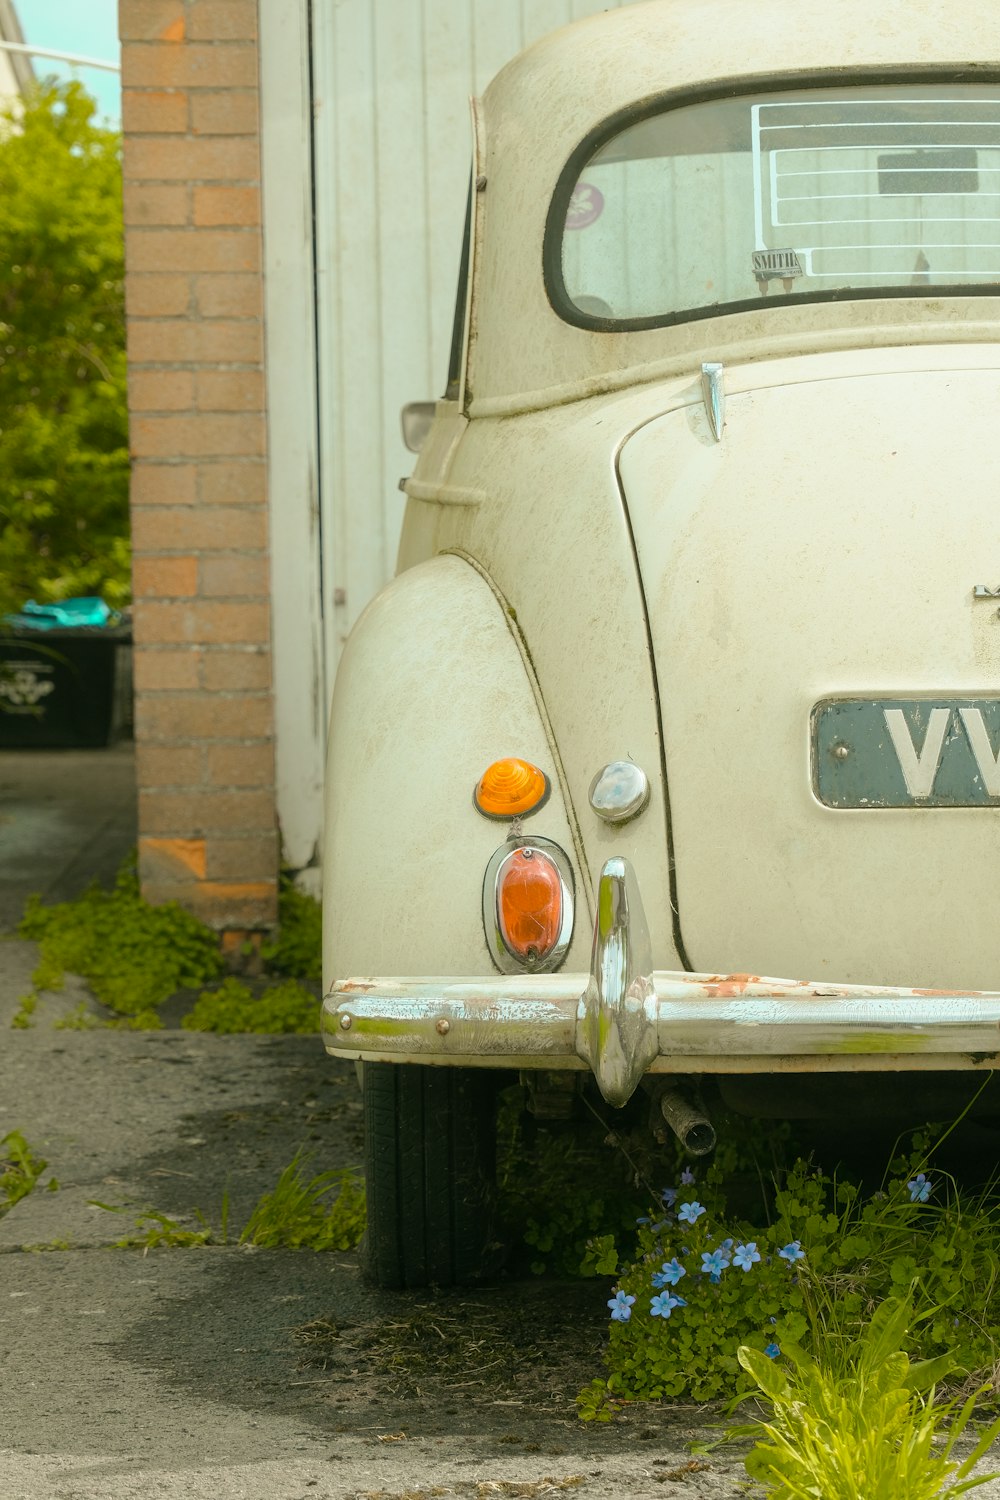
[90,1155,365,1254]
[0,1130,53,1214]
[575,1377,625,1424]
[89,1199,216,1249]
[181,975,319,1035]
[53,1001,98,1030]
[497,1097,648,1277]
[736,1295,1000,1499]
[261,870,321,983]
[11,991,36,1028]
[239,1150,365,1251]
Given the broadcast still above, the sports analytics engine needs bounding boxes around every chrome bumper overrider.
[321,858,1000,1107]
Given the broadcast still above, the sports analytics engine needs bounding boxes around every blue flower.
[680,1167,696,1185]
[608,1290,636,1322]
[721,1238,734,1251]
[778,1240,805,1264]
[661,1186,678,1208]
[765,1342,780,1359]
[733,1241,761,1272]
[908,1173,932,1204]
[677,1201,706,1225]
[650,1292,686,1319]
[651,1257,686,1289]
[701,1248,729,1280]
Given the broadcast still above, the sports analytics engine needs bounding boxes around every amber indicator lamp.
[474,757,550,818]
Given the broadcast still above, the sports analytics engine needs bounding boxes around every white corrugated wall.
[263,0,632,882]
[311,0,632,661]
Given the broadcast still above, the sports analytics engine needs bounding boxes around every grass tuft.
[736,1295,1000,1499]
[239,1149,365,1250]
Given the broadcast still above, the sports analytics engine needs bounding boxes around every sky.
[15,0,120,125]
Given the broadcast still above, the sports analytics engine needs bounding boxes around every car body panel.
[618,349,1000,986]
[322,553,590,981]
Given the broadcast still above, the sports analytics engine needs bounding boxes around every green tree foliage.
[0,83,128,617]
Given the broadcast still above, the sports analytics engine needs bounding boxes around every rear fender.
[322,554,587,985]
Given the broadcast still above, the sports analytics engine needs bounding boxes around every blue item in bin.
[4,597,113,631]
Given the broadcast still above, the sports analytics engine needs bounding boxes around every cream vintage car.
[322,0,1000,1288]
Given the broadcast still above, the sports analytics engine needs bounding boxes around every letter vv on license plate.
[813,698,1000,807]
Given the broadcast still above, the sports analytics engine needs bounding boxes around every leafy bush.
[497,1095,648,1277]
[0,83,128,616]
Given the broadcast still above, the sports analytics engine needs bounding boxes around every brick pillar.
[120,0,278,932]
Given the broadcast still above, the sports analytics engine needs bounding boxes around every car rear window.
[552,82,1000,327]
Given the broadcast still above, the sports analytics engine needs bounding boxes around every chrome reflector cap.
[588,761,650,824]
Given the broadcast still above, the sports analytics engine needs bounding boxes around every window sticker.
[566,181,604,230]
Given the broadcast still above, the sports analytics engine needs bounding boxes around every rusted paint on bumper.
[321,858,1000,1106]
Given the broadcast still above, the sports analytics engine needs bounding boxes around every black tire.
[362,1062,503,1289]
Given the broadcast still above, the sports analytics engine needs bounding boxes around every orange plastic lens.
[475,758,549,818]
[497,848,563,962]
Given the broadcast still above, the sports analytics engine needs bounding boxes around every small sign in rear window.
[751,249,804,281]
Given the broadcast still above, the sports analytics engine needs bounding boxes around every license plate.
[813,698,1000,808]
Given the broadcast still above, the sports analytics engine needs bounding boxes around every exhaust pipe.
[657,1084,716,1158]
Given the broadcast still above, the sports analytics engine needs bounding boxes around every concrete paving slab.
[0,744,136,933]
[0,1030,361,1250]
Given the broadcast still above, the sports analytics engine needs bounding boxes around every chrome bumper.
[321,857,1000,1107]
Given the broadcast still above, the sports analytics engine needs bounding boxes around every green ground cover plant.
[14,855,322,1028]
[582,1112,1000,1425]
[497,1097,649,1277]
[19,858,222,1020]
[11,991,36,1028]
[181,975,318,1034]
[260,870,322,983]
